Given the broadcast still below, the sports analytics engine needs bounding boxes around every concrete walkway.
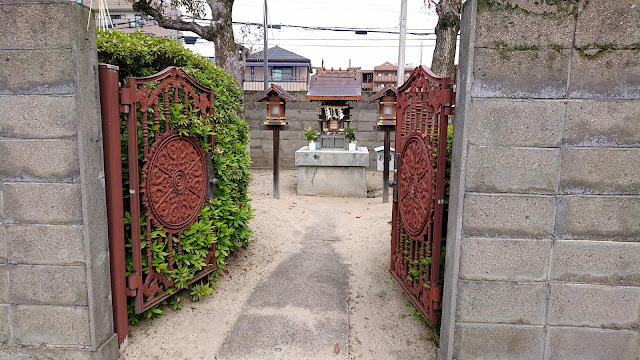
[121,170,436,360]
[217,214,349,359]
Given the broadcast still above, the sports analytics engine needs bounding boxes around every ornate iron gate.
[390,66,453,326]
[120,67,217,313]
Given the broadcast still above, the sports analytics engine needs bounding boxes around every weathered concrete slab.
[295,147,369,167]
[217,217,349,359]
[459,237,550,282]
[453,323,544,360]
[296,147,369,197]
[551,240,640,286]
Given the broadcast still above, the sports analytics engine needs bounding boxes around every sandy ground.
[121,169,437,360]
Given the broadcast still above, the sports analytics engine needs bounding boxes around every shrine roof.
[306,69,362,101]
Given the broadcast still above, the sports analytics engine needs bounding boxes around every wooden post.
[383,127,391,203]
[272,126,280,198]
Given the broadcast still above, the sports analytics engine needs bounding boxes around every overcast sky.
[183,0,441,70]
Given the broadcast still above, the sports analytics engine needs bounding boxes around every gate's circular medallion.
[398,133,435,237]
[145,132,207,231]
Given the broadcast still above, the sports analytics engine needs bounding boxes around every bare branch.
[133,0,215,40]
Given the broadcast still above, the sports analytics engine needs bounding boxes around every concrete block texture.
[0,224,5,263]
[11,305,90,346]
[0,304,7,343]
[8,265,87,306]
[467,99,564,147]
[0,2,74,50]
[3,183,82,225]
[462,193,556,238]
[459,237,551,281]
[574,0,640,46]
[0,266,6,303]
[551,240,640,286]
[0,140,80,182]
[456,280,547,325]
[556,195,640,241]
[471,48,570,99]
[0,49,74,95]
[0,96,77,139]
[475,0,576,49]
[548,283,640,328]
[565,100,640,147]
[569,50,640,99]
[547,327,639,360]
[6,225,85,265]
[453,323,544,360]
[465,146,561,194]
[560,148,640,194]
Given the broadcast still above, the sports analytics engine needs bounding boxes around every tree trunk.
[430,1,461,79]
[208,0,245,89]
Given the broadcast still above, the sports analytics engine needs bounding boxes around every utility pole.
[396,0,407,87]
[263,0,269,90]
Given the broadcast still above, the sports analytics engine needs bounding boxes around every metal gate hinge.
[127,273,141,297]
[120,87,134,105]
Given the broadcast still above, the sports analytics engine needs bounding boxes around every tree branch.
[133,0,217,40]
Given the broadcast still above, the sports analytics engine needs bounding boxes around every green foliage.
[304,127,318,142]
[344,127,356,142]
[97,30,253,325]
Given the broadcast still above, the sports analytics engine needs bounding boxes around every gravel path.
[121,169,437,360]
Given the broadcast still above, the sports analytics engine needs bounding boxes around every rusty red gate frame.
[122,67,217,314]
[390,66,453,326]
[100,66,218,344]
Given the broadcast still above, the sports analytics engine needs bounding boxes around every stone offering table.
[295,146,369,197]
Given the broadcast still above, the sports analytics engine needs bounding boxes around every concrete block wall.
[439,0,640,359]
[244,91,394,169]
[0,0,118,358]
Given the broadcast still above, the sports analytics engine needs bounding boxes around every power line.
[178,17,436,36]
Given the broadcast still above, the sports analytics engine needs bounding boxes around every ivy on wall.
[97,30,253,324]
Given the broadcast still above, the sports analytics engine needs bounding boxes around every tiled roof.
[306,71,362,100]
[247,46,310,63]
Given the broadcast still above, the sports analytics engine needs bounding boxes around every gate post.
[0,1,118,358]
[98,64,128,349]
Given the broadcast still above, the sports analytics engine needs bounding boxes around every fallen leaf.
[355,216,361,218]
[334,343,340,354]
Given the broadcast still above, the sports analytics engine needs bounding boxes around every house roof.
[366,85,397,102]
[306,70,362,100]
[254,84,298,102]
[247,46,311,64]
[374,62,396,71]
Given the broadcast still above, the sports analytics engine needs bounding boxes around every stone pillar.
[439,0,640,359]
[0,0,118,358]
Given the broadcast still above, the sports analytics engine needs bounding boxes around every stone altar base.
[295,146,369,197]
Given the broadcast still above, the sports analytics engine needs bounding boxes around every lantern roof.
[366,85,398,103]
[254,84,298,102]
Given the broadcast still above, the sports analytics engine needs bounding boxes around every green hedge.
[97,30,253,323]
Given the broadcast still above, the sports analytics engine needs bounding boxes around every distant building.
[96,0,178,38]
[359,62,415,92]
[245,46,312,92]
